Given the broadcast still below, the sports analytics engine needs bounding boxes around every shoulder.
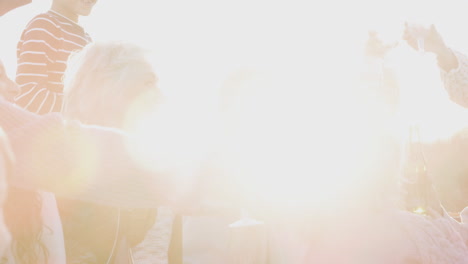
[21,13,60,43]
[24,12,61,32]
[20,12,63,44]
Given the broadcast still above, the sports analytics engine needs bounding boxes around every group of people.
[1,0,468,263]
[1,0,177,263]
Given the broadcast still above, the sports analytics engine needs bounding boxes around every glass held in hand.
[405,22,430,53]
[417,38,425,53]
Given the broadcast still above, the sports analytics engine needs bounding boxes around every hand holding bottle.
[403,22,458,71]
[403,23,445,53]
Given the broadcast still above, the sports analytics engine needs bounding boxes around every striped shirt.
[15,10,92,115]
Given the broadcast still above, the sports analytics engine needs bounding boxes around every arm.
[0,99,175,208]
[15,15,63,114]
[439,49,468,108]
[0,0,31,16]
[403,23,468,109]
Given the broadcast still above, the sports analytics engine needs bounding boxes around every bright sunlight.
[2,0,468,213]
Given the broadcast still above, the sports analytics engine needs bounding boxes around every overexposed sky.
[3,0,468,81]
[2,0,468,141]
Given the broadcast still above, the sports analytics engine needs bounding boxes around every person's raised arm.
[403,23,468,108]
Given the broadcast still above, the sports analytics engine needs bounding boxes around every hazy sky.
[3,0,468,140]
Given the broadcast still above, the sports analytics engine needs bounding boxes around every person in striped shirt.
[12,1,97,263]
[15,0,97,115]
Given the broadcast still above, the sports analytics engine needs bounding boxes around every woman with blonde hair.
[0,58,181,263]
[60,41,162,264]
[63,41,160,128]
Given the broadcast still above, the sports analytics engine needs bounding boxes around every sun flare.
[3,0,468,213]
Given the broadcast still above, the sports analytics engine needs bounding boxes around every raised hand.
[403,22,458,72]
[365,31,396,59]
[403,23,446,55]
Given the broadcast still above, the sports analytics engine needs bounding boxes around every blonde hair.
[63,41,159,127]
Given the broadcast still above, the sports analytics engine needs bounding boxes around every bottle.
[401,125,431,215]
